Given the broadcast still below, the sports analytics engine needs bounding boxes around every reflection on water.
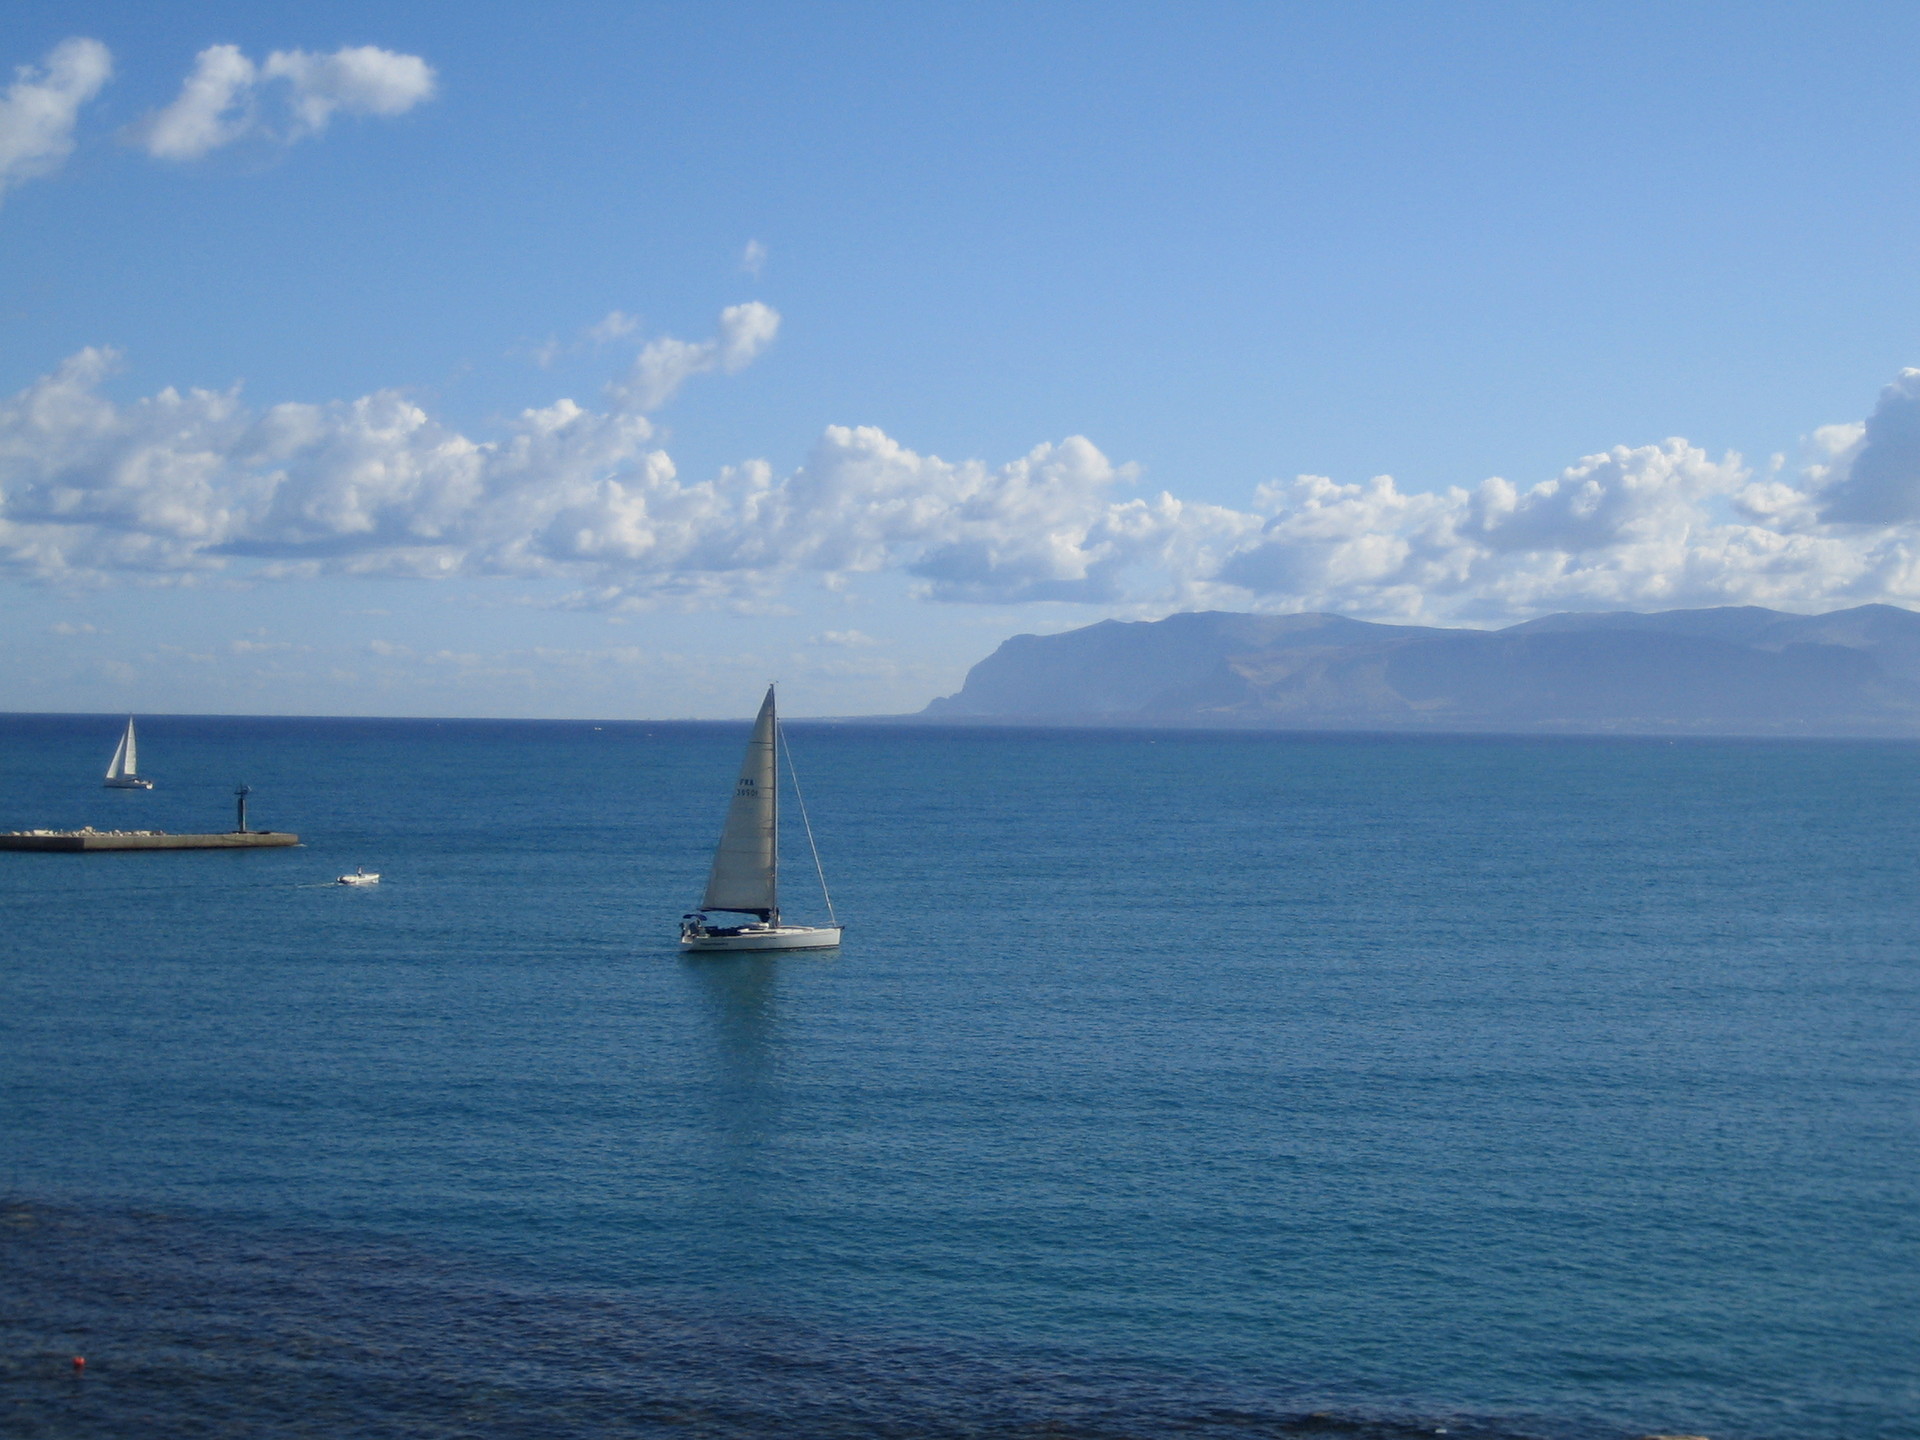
[687,954,782,1098]
[683,954,787,1298]
[686,953,783,1156]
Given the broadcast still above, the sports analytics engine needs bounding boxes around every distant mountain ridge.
[918,605,1920,735]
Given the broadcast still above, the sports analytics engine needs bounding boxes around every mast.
[770,684,780,926]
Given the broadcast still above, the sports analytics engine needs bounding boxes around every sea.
[1,712,1915,1440]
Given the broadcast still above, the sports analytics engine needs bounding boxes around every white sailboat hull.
[103,777,154,790]
[681,924,842,952]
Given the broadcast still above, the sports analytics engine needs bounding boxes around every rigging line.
[778,719,836,927]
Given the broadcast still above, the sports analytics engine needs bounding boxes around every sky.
[8,2,1920,718]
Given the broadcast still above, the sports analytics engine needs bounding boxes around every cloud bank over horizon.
[8,319,1920,627]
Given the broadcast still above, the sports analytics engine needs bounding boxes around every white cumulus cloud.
[137,43,255,161]
[0,38,112,202]
[606,302,781,412]
[13,335,1920,626]
[263,46,436,138]
[1811,368,1920,525]
[137,42,434,159]
[1213,440,1756,618]
[0,308,780,586]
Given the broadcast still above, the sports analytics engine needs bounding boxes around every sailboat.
[680,685,842,952]
[103,717,154,790]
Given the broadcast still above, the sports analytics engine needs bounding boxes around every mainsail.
[700,686,778,917]
[106,719,135,780]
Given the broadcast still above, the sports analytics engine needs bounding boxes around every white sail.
[105,720,132,780]
[700,685,778,916]
[122,718,138,778]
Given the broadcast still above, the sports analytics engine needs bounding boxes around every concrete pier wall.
[0,832,301,852]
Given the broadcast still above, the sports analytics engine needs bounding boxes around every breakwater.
[0,829,299,851]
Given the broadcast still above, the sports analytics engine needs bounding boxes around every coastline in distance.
[912,604,1920,736]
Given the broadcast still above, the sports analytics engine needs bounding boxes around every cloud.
[14,338,1920,625]
[606,302,780,411]
[1211,440,1758,618]
[137,43,434,160]
[1812,369,1920,525]
[0,308,773,584]
[812,629,879,647]
[584,310,640,344]
[0,336,1136,602]
[533,310,639,367]
[263,46,436,138]
[137,44,254,160]
[760,426,1160,604]
[0,38,112,202]
[742,240,768,278]
[230,637,304,654]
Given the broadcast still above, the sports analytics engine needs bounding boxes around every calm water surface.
[1,714,1915,1439]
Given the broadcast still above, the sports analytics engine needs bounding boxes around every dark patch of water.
[0,1198,1578,1440]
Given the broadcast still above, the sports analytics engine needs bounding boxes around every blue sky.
[8,1,1920,717]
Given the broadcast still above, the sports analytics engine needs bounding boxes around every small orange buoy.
[71,1356,85,1372]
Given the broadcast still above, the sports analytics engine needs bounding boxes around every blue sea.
[1,712,1916,1439]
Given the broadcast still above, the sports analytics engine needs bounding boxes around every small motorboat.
[336,867,381,886]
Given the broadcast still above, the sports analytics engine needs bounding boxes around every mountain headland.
[917,605,1920,735]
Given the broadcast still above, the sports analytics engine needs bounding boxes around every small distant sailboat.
[680,685,841,952]
[103,718,154,790]
[336,867,380,886]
